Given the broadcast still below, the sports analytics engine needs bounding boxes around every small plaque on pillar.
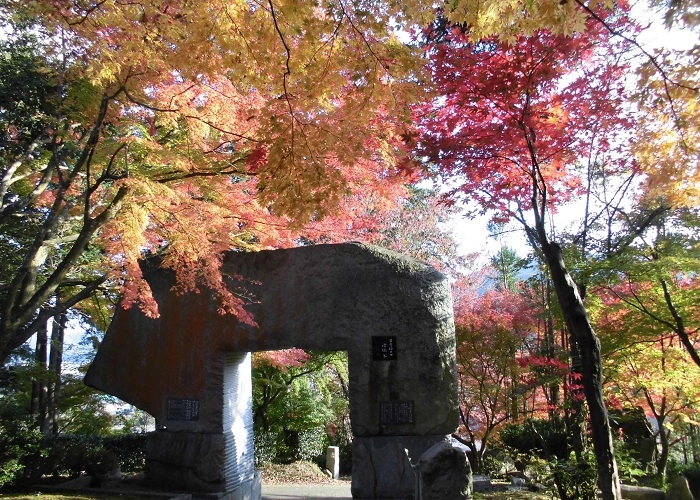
[379,400,415,425]
[167,398,200,421]
[372,336,396,360]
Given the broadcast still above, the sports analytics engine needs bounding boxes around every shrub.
[85,448,120,477]
[36,434,145,478]
[499,419,598,500]
[481,452,510,478]
[614,439,647,485]
[254,431,278,467]
[666,460,700,491]
[48,435,103,478]
[549,457,597,500]
[0,419,44,487]
[500,418,568,461]
[102,434,146,474]
[297,427,327,462]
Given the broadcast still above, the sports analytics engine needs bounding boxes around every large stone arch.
[85,242,457,499]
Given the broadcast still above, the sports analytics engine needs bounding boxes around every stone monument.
[85,242,458,499]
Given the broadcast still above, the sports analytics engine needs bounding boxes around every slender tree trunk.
[31,321,49,431]
[692,424,699,463]
[543,291,560,417]
[656,423,670,479]
[567,335,586,461]
[541,240,621,500]
[47,310,66,435]
[509,376,519,421]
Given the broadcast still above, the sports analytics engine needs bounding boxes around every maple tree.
[452,273,538,472]
[0,0,422,364]
[413,7,650,495]
[582,0,700,210]
[586,205,700,477]
[592,206,700,368]
[603,334,700,479]
[371,184,467,274]
[1,0,669,369]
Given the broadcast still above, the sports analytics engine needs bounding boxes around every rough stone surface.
[144,431,226,492]
[619,484,665,500]
[85,243,458,498]
[86,243,456,435]
[352,435,447,499]
[414,440,472,500]
[666,475,696,500]
[508,471,528,486]
[219,470,262,500]
[472,475,492,492]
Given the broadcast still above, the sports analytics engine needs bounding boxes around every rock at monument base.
[508,470,528,486]
[414,440,472,500]
[666,475,696,500]
[619,483,665,500]
[471,474,492,492]
[144,431,226,492]
[352,435,447,499]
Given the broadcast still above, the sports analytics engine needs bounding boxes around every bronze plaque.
[167,398,200,421]
[380,400,415,425]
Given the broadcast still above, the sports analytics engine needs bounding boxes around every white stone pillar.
[326,446,340,479]
[223,352,261,499]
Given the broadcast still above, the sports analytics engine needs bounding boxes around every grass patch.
[474,491,552,499]
[0,495,155,500]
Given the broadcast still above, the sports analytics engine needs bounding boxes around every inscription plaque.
[372,336,396,361]
[167,398,200,421]
[379,400,415,425]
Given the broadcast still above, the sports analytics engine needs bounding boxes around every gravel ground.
[258,461,550,499]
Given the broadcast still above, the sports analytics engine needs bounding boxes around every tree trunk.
[541,240,621,500]
[566,335,586,461]
[31,321,49,432]
[47,310,66,435]
[657,424,670,480]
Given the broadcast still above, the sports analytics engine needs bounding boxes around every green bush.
[481,452,509,478]
[499,419,599,500]
[0,419,44,487]
[614,439,647,485]
[297,427,327,462]
[85,448,120,477]
[500,418,568,461]
[103,434,146,473]
[47,435,104,478]
[254,431,278,467]
[32,434,146,479]
[549,457,597,500]
[666,460,700,490]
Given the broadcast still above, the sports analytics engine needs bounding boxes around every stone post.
[326,446,340,479]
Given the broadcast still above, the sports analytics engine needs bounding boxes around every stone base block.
[220,470,261,500]
[351,435,448,499]
[144,430,226,493]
